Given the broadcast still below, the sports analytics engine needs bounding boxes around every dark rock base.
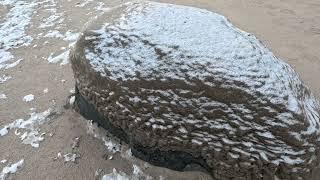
[74,86,211,174]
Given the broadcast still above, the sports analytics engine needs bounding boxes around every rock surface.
[70,1,320,179]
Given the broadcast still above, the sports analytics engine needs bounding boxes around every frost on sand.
[0,159,24,180]
[0,109,53,147]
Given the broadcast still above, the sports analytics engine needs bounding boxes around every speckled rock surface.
[70,1,320,179]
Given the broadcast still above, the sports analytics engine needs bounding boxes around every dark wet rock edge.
[74,86,212,175]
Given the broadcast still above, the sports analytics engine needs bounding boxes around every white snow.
[23,94,34,102]
[101,168,130,180]
[0,50,13,67]
[39,3,64,29]
[0,109,53,147]
[63,153,80,162]
[0,0,36,67]
[101,164,152,180]
[63,31,80,42]
[44,30,64,38]
[75,0,94,7]
[0,159,24,180]
[0,75,11,84]
[48,50,69,65]
[86,120,121,154]
[45,31,79,65]
[0,94,7,99]
[69,96,75,105]
[44,30,79,41]
[20,131,45,148]
[3,59,23,70]
[0,160,7,164]
[0,128,8,136]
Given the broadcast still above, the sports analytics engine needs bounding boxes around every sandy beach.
[0,0,319,179]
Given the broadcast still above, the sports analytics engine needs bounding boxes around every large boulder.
[70,1,320,179]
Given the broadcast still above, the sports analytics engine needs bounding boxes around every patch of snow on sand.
[0,159,24,180]
[94,2,110,13]
[44,30,79,41]
[46,31,80,65]
[23,94,34,102]
[63,31,80,42]
[63,153,80,162]
[44,30,64,38]
[0,94,7,100]
[0,94,7,99]
[75,0,94,7]
[101,164,152,180]
[86,120,121,153]
[0,160,7,164]
[0,0,36,66]
[39,0,64,29]
[69,96,75,105]
[3,59,22,70]
[0,75,11,84]
[0,109,53,147]
[48,50,69,65]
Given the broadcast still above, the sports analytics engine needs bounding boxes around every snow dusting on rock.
[72,2,320,179]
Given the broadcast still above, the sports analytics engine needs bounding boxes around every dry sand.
[0,0,319,179]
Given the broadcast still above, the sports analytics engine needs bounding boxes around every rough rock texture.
[70,1,320,179]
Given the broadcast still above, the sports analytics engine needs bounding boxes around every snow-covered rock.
[70,1,320,179]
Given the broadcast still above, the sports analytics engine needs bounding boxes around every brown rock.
[70,1,320,179]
